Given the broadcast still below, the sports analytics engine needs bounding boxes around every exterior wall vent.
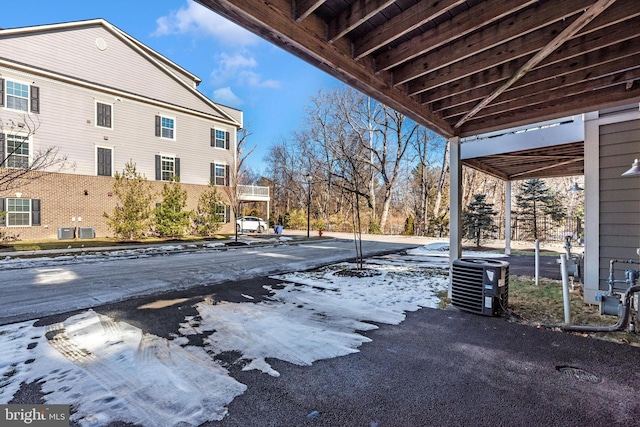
[451,258,509,316]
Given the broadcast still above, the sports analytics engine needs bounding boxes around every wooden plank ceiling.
[197,0,640,177]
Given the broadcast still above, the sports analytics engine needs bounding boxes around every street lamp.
[305,174,312,238]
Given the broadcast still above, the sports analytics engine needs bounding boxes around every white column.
[449,137,462,298]
[505,180,511,255]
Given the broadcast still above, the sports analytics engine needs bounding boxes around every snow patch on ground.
[0,311,245,426]
[0,244,450,425]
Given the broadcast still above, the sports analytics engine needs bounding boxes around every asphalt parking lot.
[9,263,639,427]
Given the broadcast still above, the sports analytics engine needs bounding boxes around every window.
[7,198,30,226]
[2,134,30,169]
[155,155,180,181]
[155,115,175,139]
[161,156,175,181]
[0,79,39,113]
[214,204,227,222]
[1,198,40,227]
[97,102,112,128]
[97,147,112,176]
[6,81,29,111]
[211,129,229,149]
[214,163,226,186]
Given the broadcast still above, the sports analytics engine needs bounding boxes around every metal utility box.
[78,227,95,239]
[57,227,75,240]
[451,258,509,316]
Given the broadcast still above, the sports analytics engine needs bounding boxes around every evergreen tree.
[195,184,226,236]
[104,161,155,240]
[154,177,192,238]
[462,194,497,247]
[515,178,566,241]
[403,214,415,235]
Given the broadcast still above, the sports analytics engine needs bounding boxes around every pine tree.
[403,214,415,235]
[104,161,155,240]
[515,178,566,241]
[462,194,497,247]
[154,177,193,238]
[195,184,226,236]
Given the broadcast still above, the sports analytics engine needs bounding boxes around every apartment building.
[0,19,243,240]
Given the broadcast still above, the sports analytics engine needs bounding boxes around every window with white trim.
[214,204,227,222]
[96,102,112,128]
[4,134,30,169]
[214,163,226,186]
[96,147,112,176]
[215,130,227,148]
[0,78,39,113]
[6,81,29,111]
[161,156,175,181]
[7,198,31,226]
[161,117,174,139]
[155,115,176,139]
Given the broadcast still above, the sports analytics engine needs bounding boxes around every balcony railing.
[238,185,270,201]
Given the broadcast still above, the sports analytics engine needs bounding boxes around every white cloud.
[213,87,243,106]
[238,70,281,89]
[153,0,259,46]
[211,52,281,89]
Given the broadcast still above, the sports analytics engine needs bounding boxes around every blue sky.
[1,0,342,173]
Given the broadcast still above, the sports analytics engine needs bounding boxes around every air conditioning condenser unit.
[451,258,509,316]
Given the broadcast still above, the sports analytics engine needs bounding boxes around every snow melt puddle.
[0,310,245,427]
[179,262,448,377]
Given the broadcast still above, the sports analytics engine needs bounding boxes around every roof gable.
[0,19,240,126]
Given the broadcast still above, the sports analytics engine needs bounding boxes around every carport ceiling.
[463,141,585,181]
[198,0,640,139]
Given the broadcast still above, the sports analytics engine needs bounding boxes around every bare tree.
[222,126,256,241]
[1,115,71,191]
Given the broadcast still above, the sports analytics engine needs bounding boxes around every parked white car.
[236,216,268,233]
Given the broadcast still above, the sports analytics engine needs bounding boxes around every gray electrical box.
[78,227,95,239]
[451,258,509,316]
[57,227,75,240]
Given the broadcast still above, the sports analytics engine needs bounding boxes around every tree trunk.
[433,139,449,219]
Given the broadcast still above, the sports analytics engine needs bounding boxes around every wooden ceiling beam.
[352,0,466,60]
[463,67,640,122]
[374,0,534,72]
[459,83,640,136]
[393,0,595,86]
[421,13,640,105]
[294,0,326,22]
[462,159,509,181]
[196,0,455,137]
[510,158,583,179]
[454,0,618,129]
[439,44,640,118]
[328,0,396,43]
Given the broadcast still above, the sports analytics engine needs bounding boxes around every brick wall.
[0,170,235,240]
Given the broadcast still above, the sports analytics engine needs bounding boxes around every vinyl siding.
[598,119,640,288]
[0,24,228,120]
[0,66,236,186]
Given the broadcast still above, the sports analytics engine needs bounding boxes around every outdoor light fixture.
[569,182,583,192]
[15,192,22,198]
[621,158,640,177]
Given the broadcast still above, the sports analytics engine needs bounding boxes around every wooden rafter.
[393,0,595,87]
[328,0,395,43]
[352,0,466,60]
[198,0,640,164]
[295,0,326,22]
[375,0,534,72]
[454,0,618,129]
